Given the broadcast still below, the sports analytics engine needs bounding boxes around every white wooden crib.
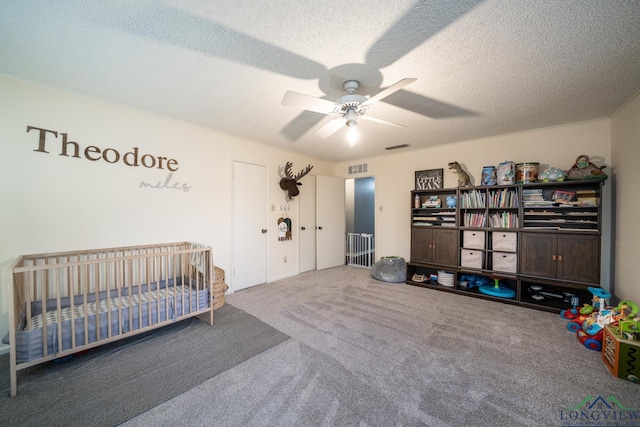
[6,242,215,397]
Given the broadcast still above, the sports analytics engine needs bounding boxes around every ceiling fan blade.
[359,115,406,128]
[282,91,338,115]
[315,118,346,139]
[361,78,417,107]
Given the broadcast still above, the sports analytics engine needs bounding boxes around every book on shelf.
[460,189,486,208]
[489,212,518,228]
[463,212,487,227]
[489,188,518,208]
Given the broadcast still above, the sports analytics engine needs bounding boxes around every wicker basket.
[212,266,228,310]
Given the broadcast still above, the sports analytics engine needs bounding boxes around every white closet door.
[232,161,267,291]
[316,175,346,270]
[298,175,316,273]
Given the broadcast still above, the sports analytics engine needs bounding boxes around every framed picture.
[552,190,575,203]
[415,169,443,190]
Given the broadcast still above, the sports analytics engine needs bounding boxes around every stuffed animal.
[448,161,472,187]
[539,167,567,182]
[566,155,608,181]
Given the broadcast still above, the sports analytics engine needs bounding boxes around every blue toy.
[478,278,516,299]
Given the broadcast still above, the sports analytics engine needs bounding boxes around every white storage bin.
[460,249,484,269]
[492,251,517,273]
[463,230,485,250]
[492,232,517,252]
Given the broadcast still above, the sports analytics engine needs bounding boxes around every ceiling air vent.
[348,163,368,175]
[385,144,410,150]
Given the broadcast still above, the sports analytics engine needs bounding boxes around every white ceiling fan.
[281,78,417,140]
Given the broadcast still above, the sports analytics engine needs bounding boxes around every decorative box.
[492,252,517,273]
[463,231,485,250]
[460,249,484,269]
[492,232,517,252]
[602,325,640,382]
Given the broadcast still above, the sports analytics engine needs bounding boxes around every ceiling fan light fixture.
[347,122,359,145]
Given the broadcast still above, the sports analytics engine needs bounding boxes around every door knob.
[261,229,267,234]
[301,226,306,230]
[318,226,323,230]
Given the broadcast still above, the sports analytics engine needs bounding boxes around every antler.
[294,164,313,181]
[283,161,294,179]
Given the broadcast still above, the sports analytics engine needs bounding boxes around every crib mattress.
[6,285,209,363]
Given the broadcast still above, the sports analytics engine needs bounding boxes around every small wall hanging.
[277,204,292,241]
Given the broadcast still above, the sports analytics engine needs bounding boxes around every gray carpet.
[0,304,289,426]
[125,266,640,426]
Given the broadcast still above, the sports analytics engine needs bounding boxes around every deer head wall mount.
[279,161,313,199]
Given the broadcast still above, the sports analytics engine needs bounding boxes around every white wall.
[336,119,613,289]
[611,90,640,304]
[0,76,334,353]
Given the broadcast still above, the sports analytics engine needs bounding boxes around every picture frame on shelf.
[552,190,575,203]
[415,168,443,190]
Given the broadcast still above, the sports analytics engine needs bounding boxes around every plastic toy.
[560,287,638,351]
[478,278,515,299]
[539,167,566,182]
[618,319,640,341]
[577,328,604,351]
[531,285,575,303]
[459,274,491,290]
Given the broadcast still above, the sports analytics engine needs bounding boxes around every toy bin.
[602,325,640,383]
[461,249,484,269]
[492,232,517,252]
[463,231,485,250]
[492,252,517,273]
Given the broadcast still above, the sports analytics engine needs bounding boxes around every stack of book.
[522,189,553,207]
[421,195,441,208]
[576,189,599,206]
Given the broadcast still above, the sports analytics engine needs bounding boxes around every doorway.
[346,177,375,267]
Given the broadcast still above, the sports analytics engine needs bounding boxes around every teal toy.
[479,278,515,299]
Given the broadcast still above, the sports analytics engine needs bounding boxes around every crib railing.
[345,233,375,268]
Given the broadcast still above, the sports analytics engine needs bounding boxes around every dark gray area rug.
[0,304,289,427]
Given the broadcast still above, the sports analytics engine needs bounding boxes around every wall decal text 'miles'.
[26,126,193,192]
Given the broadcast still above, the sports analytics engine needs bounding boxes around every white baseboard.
[268,271,299,282]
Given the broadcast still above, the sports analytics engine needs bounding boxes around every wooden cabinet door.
[432,228,457,266]
[557,234,600,283]
[520,233,557,278]
[411,227,432,263]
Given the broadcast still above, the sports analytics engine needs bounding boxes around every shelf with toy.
[521,279,594,312]
[405,263,457,292]
[457,273,518,302]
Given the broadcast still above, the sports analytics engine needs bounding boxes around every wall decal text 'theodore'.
[27,126,180,171]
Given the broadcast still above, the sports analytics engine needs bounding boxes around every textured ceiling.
[2,0,639,162]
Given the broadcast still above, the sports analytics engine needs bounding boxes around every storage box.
[602,325,640,382]
[460,249,484,269]
[492,232,517,252]
[492,252,517,273]
[463,231,485,250]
